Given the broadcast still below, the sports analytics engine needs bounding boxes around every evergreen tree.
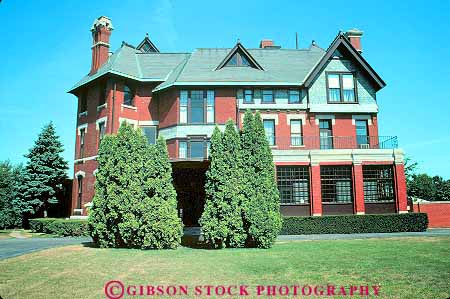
[0,161,26,228]
[89,124,182,249]
[21,122,68,217]
[241,110,282,248]
[200,121,247,248]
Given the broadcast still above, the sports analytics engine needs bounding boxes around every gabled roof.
[136,34,159,53]
[215,42,264,70]
[303,32,386,91]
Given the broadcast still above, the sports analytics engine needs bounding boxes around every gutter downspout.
[111,82,117,134]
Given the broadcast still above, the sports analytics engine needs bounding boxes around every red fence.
[413,202,450,228]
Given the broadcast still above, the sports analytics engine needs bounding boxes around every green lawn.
[0,237,449,298]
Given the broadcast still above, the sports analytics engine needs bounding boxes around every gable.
[215,42,264,71]
[137,35,159,53]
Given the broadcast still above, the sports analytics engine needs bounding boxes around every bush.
[281,213,428,235]
[29,218,88,236]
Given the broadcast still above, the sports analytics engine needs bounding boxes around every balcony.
[268,135,398,150]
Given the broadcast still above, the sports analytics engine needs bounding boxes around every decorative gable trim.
[136,34,159,53]
[304,33,386,91]
[215,42,264,71]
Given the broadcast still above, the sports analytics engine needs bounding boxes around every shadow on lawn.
[79,237,214,250]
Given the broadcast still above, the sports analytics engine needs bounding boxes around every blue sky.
[0,0,449,178]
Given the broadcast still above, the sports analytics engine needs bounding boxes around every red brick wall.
[215,88,237,124]
[71,160,98,215]
[158,88,178,128]
[413,203,450,228]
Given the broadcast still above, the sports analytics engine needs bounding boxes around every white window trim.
[118,118,138,129]
[352,115,372,125]
[121,104,137,111]
[95,117,108,130]
[77,123,88,135]
[75,170,86,178]
[97,103,107,111]
[139,120,159,126]
[315,115,336,125]
[286,114,306,125]
[241,113,279,125]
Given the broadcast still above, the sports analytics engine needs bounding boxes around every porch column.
[395,163,408,213]
[310,164,322,216]
[353,163,365,215]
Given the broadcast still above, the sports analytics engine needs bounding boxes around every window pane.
[277,166,310,204]
[329,88,341,102]
[275,90,288,101]
[263,119,275,145]
[141,126,156,144]
[328,74,340,88]
[342,74,354,89]
[180,90,188,123]
[343,89,355,102]
[123,86,134,106]
[98,122,106,145]
[290,120,303,146]
[227,53,238,66]
[206,90,215,123]
[179,141,187,158]
[262,90,273,103]
[190,91,204,123]
[190,141,204,158]
[321,166,353,203]
[244,89,253,103]
[289,90,300,103]
[240,53,250,66]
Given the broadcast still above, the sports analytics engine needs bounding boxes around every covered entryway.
[172,161,209,227]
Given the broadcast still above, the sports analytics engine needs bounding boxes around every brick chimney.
[345,29,363,53]
[90,16,114,74]
[259,39,274,48]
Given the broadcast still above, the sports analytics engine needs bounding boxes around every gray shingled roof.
[68,43,325,93]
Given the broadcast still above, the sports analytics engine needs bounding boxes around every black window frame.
[178,136,209,159]
[320,166,354,203]
[98,122,106,147]
[123,85,135,106]
[262,89,275,104]
[79,92,88,114]
[363,165,395,203]
[288,89,301,104]
[76,175,83,209]
[277,166,310,205]
[179,90,215,125]
[355,119,369,146]
[79,128,86,158]
[325,72,358,104]
[319,119,333,149]
[225,51,252,67]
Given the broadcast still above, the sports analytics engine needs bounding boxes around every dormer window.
[123,85,134,106]
[226,51,251,67]
[216,42,264,71]
[327,72,357,103]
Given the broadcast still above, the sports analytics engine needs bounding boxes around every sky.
[0,0,449,178]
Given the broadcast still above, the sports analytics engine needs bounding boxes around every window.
[178,138,208,159]
[277,166,310,204]
[290,120,303,146]
[225,51,251,67]
[289,90,301,104]
[319,119,333,149]
[355,120,369,147]
[262,90,274,103]
[179,90,215,124]
[263,119,275,146]
[363,166,395,202]
[206,90,215,123]
[141,126,157,144]
[321,166,353,203]
[99,82,107,106]
[79,128,86,158]
[80,93,87,113]
[243,89,253,104]
[98,122,106,147]
[123,85,134,106]
[77,176,83,209]
[327,73,357,103]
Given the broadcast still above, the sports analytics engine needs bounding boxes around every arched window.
[123,85,134,106]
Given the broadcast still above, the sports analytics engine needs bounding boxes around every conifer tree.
[0,161,26,228]
[200,121,247,248]
[21,122,68,217]
[89,124,182,249]
[241,110,282,248]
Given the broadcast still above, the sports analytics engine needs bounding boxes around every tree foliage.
[88,124,182,249]
[20,122,68,217]
[200,121,246,248]
[0,161,25,228]
[408,173,450,201]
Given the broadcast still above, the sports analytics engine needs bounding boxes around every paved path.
[277,229,450,241]
[0,237,91,260]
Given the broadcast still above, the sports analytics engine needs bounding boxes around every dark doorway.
[172,161,209,227]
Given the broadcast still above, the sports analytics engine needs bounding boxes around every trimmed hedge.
[29,218,88,237]
[281,213,428,235]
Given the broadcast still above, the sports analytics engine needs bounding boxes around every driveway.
[0,237,92,260]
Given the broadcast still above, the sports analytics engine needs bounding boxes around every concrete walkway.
[0,237,91,260]
[277,229,450,241]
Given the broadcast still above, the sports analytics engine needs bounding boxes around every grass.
[0,237,449,298]
[0,229,56,239]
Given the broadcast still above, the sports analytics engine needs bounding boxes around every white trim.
[312,213,322,216]
[74,155,98,163]
[356,212,365,215]
[315,114,336,125]
[118,118,138,129]
[77,123,88,135]
[70,215,87,220]
[79,111,88,117]
[95,117,108,130]
[121,104,137,111]
[352,115,372,125]
[286,114,306,125]
[97,103,107,111]
[261,114,279,125]
[75,170,86,178]
[398,211,408,214]
[139,120,160,126]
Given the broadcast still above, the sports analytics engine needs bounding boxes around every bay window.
[141,126,157,144]
[179,90,215,124]
[178,138,209,159]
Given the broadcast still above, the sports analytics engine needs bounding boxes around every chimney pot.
[345,28,363,53]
